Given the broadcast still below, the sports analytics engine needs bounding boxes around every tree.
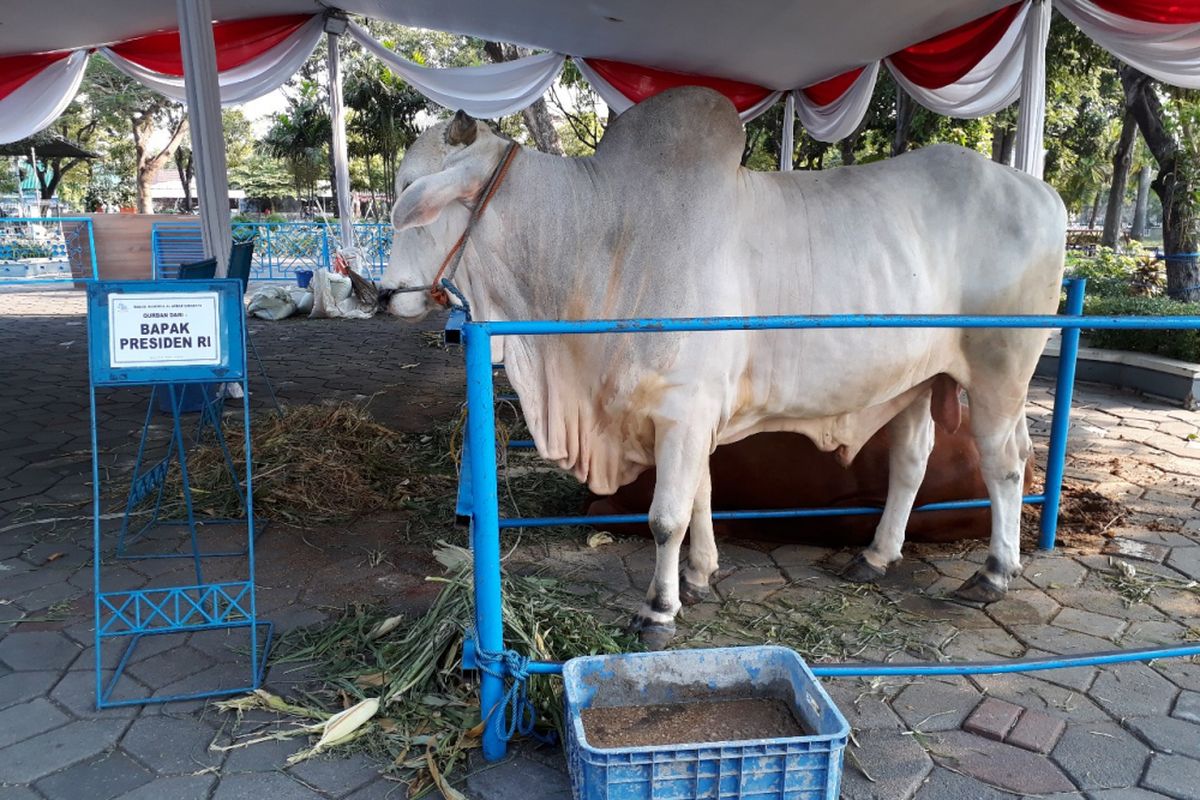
[263,80,331,210]
[343,54,426,205]
[482,41,563,154]
[549,61,610,155]
[1101,109,1137,247]
[173,144,194,212]
[1119,66,1200,300]
[85,56,189,214]
[229,152,292,204]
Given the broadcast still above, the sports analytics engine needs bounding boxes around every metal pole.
[464,323,507,761]
[1039,277,1086,550]
[780,93,795,172]
[85,219,98,281]
[242,359,260,685]
[519,640,1200,678]
[90,383,103,710]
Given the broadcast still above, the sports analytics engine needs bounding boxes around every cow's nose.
[377,287,396,309]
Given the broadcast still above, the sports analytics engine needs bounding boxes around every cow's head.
[380,110,510,320]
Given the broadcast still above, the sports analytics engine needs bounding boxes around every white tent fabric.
[347,21,565,118]
[1058,0,1200,88]
[794,63,881,143]
[572,57,634,115]
[736,90,786,123]
[99,14,324,105]
[0,50,88,145]
[177,0,232,276]
[886,0,1030,118]
[1015,0,1051,178]
[326,22,355,251]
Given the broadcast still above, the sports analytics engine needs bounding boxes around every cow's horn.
[446,110,478,146]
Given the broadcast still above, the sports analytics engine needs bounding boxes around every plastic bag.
[247,285,298,321]
[308,268,376,319]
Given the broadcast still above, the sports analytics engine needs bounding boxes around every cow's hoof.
[628,615,676,650]
[953,571,1007,604]
[842,553,886,584]
[679,579,713,606]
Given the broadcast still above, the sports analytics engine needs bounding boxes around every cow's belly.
[587,406,1034,544]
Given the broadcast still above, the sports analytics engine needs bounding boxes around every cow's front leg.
[955,403,1030,603]
[844,393,935,583]
[630,422,709,649]
[680,460,718,605]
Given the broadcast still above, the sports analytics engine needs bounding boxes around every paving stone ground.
[2,288,1200,799]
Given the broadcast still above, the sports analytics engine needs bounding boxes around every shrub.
[1065,244,1163,298]
[1081,294,1200,363]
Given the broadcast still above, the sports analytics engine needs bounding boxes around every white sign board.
[108,292,222,368]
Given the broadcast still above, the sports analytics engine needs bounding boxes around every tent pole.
[780,92,795,172]
[326,14,356,255]
[177,0,232,276]
[1015,0,1051,178]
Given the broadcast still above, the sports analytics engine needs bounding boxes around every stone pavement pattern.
[1,289,1199,799]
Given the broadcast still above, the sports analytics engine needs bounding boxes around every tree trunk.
[839,137,856,166]
[1130,165,1152,240]
[175,152,193,212]
[893,88,914,156]
[134,115,189,215]
[483,41,563,155]
[1102,110,1137,249]
[991,124,1014,163]
[1120,64,1199,300]
[1088,191,1102,230]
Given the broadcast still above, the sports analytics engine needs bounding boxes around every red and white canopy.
[4,0,1200,149]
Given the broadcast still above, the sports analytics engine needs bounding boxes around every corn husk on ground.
[216,544,635,797]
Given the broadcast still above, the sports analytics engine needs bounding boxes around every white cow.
[380,87,1067,647]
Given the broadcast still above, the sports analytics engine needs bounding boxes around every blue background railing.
[0,217,97,284]
[153,220,393,282]
[229,221,392,281]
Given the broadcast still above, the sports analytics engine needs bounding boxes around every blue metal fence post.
[85,219,98,281]
[1039,277,1087,550]
[463,322,507,761]
[321,226,332,269]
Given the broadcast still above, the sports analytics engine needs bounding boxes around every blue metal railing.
[456,278,1200,761]
[152,220,392,281]
[149,220,393,282]
[0,216,97,285]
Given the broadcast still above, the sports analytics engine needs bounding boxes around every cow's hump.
[595,86,745,173]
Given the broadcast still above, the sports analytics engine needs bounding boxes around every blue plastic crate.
[563,646,849,800]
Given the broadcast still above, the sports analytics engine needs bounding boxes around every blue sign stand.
[114,382,259,569]
[87,280,271,707]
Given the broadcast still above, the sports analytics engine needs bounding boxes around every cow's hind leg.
[680,460,718,605]
[955,399,1031,603]
[630,423,709,649]
[844,392,935,583]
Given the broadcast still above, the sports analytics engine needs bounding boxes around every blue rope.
[469,628,547,743]
[441,279,472,319]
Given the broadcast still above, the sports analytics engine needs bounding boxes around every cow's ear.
[391,165,483,230]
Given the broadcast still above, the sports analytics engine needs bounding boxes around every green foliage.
[343,49,428,203]
[1082,294,1200,362]
[229,153,293,200]
[263,80,332,202]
